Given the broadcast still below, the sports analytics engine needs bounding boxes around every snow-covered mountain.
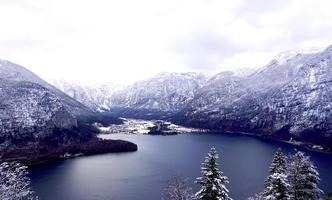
[50,79,122,112]
[0,60,95,148]
[110,72,206,117]
[50,72,206,118]
[43,45,332,146]
[233,67,256,77]
[0,60,91,116]
[178,45,332,146]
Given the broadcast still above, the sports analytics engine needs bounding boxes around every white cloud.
[0,0,332,84]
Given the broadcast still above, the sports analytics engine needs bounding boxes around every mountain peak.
[0,59,92,115]
[155,72,204,80]
[0,59,46,84]
[273,51,301,65]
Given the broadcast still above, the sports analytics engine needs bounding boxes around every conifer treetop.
[195,147,231,200]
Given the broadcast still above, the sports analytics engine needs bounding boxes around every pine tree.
[263,148,291,200]
[0,162,38,200]
[195,147,231,200]
[288,151,323,200]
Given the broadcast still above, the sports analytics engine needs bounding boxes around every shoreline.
[98,125,332,154]
[0,138,138,166]
[217,130,332,154]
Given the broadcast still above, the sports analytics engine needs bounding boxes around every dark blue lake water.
[29,133,332,200]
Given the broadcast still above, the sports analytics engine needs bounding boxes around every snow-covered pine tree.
[195,147,231,200]
[0,162,38,200]
[288,151,323,200]
[263,148,291,200]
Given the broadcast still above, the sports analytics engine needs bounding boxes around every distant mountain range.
[51,72,206,119]
[1,45,331,152]
[50,45,332,147]
[50,79,121,112]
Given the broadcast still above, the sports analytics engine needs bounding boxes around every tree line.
[162,148,326,200]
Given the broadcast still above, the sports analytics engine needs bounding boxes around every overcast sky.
[1,0,332,84]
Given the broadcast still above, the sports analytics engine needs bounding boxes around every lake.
[29,133,332,200]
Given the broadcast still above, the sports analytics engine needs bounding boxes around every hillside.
[0,60,131,163]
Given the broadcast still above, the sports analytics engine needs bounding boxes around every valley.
[96,118,205,135]
[48,45,332,152]
[1,44,332,164]
[1,1,332,199]
[1,47,332,200]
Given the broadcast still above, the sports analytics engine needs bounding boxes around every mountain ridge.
[0,60,134,163]
[11,45,331,148]
[179,45,332,147]
[0,60,92,116]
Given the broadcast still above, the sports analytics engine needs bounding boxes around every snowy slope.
[0,60,95,148]
[49,73,206,118]
[50,79,121,112]
[178,45,332,146]
[0,60,92,115]
[38,45,332,146]
[111,72,206,112]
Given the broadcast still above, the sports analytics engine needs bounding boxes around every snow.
[274,51,300,65]
[49,79,123,111]
[181,44,332,142]
[195,148,231,200]
[96,118,155,134]
[0,162,38,200]
[50,72,206,112]
[0,80,77,138]
[96,118,205,136]
[109,72,206,112]
[0,59,92,147]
